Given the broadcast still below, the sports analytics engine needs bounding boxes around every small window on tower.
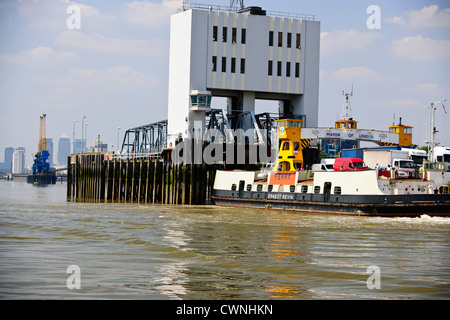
[222,57,227,72]
[212,56,217,72]
[213,26,218,41]
[222,27,227,42]
[268,60,273,76]
[231,57,236,73]
[296,33,301,48]
[241,29,246,44]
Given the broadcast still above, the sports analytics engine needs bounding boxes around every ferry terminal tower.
[166,3,320,147]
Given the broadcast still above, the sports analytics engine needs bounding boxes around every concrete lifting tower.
[166,2,320,151]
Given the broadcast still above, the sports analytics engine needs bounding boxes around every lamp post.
[81,115,86,154]
[85,123,89,153]
[117,127,121,153]
[72,120,77,154]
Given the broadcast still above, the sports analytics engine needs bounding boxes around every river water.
[0,181,449,300]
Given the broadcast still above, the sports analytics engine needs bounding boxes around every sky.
[1,0,449,165]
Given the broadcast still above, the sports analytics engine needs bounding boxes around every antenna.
[230,0,244,10]
[340,85,353,120]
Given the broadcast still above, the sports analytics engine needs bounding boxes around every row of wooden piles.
[67,153,218,205]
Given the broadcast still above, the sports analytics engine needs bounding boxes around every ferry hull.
[212,190,450,217]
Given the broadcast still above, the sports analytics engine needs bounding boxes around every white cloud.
[409,5,450,28]
[385,16,406,25]
[58,66,160,91]
[320,29,382,53]
[122,0,181,27]
[25,65,163,113]
[56,31,169,57]
[331,66,382,82]
[386,5,450,28]
[391,35,450,61]
[0,46,78,67]
[16,0,116,31]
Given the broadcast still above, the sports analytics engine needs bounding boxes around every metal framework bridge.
[120,120,168,156]
[118,110,304,158]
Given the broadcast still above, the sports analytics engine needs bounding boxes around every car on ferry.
[334,157,368,171]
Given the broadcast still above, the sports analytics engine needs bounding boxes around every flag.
[443,104,447,114]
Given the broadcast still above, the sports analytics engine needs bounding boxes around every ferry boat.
[212,119,450,217]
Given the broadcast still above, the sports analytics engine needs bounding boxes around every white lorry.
[363,149,417,177]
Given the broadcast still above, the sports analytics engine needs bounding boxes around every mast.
[341,85,353,120]
[425,98,446,161]
[230,0,244,10]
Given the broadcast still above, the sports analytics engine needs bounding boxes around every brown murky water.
[1,181,449,299]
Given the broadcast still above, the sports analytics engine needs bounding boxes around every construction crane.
[27,114,56,184]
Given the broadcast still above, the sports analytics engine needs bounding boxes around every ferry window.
[268,60,273,76]
[241,29,246,44]
[404,128,412,134]
[222,57,226,72]
[268,185,273,192]
[278,32,283,47]
[290,185,295,192]
[282,142,290,150]
[314,186,320,194]
[257,184,263,192]
[287,121,293,127]
[293,141,299,151]
[294,121,300,128]
[212,56,217,72]
[277,61,282,76]
[222,27,227,42]
[334,186,342,195]
[296,33,301,48]
[213,26,218,41]
[246,184,252,191]
[240,58,245,74]
[341,123,346,128]
[231,184,237,191]
[232,27,237,43]
[269,31,274,46]
[301,185,308,193]
[286,62,291,77]
[287,32,292,48]
[231,57,236,73]
[295,63,300,77]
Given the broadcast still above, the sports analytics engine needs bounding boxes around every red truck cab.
[334,158,368,171]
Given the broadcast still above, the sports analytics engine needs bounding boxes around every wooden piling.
[67,151,217,205]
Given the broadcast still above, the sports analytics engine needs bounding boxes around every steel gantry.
[120,120,167,156]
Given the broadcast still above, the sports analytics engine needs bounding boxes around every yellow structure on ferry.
[388,117,413,147]
[273,119,303,171]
